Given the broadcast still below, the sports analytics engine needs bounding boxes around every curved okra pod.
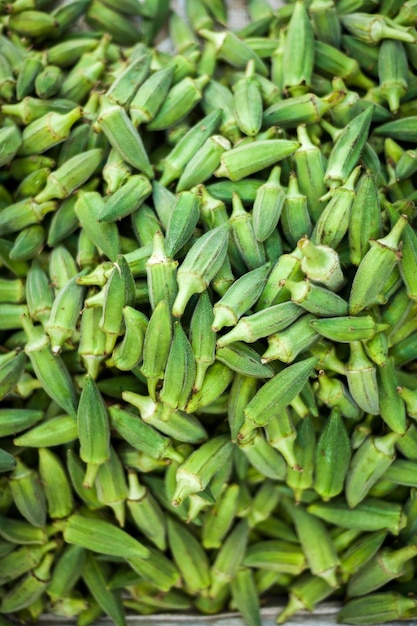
[112,306,148,372]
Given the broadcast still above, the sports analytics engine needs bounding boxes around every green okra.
[232,60,263,136]
[263,91,343,128]
[199,28,267,76]
[313,165,361,249]
[9,458,47,528]
[284,279,349,317]
[378,39,408,113]
[283,497,340,588]
[185,361,234,414]
[238,429,287,480]
[317,370,362,419]
[314,409,351,501]
[38,447,73,519]
[310,315,388,343]
[34,148,102,203]
[350,214,408,314]
[129,66,174,128]
[167,516,210,595]
[377,356,407,434]
[216,342,275,379]
[176,134,231,193]
[346,341,379,415]
[159,321,196,416]
[263,407,297,469]
[216,139,300,181]
[172,224,229,318]
[314,39,373,90]
[283,0,314,96]
[131,203,161,247]
[281,171,312,247]
[98,175,152,223]
[308,498,407,535]
[106,256,135,339]
[140,299,172,400]
[127,544,181,593]
[94,444,128,526]
[229,192,266,271]
[238,356,317,439]
[227,374,258,443]
[349,170,383,266]
[189,291,216,392]
[345,432,400,508]
[13,415,78,448]
[286,415,317,500]
[126,470,166,551]
[160,110,222,186]
[276,573,335,624]
[96,100,153,178]
[337,592,417,625]
[253,166,286,243]
[164,190,201,258]
[339,530,387,582]
[77,374,110,489]
[243,539,306,576]
[0,350,27,401]
[147,75,209,132]
[112,306,148,372]
[230,567,262,626]
[0,513,47,545]
[44,273,86,354]
[102,148,131,195]
[171,435,233,506]
[298,236,345,291]
[0,553,54,614]
[9,224,45,262]
[262,313,319,364]
[341,11,417,44]
[21,313,78,418]
[212,263,270,331]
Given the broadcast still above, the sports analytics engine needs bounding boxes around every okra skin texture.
[4,4,417,625]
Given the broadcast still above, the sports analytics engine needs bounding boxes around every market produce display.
[1,0,417,624]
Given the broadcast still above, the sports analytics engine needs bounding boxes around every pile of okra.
[2,0,417,624]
